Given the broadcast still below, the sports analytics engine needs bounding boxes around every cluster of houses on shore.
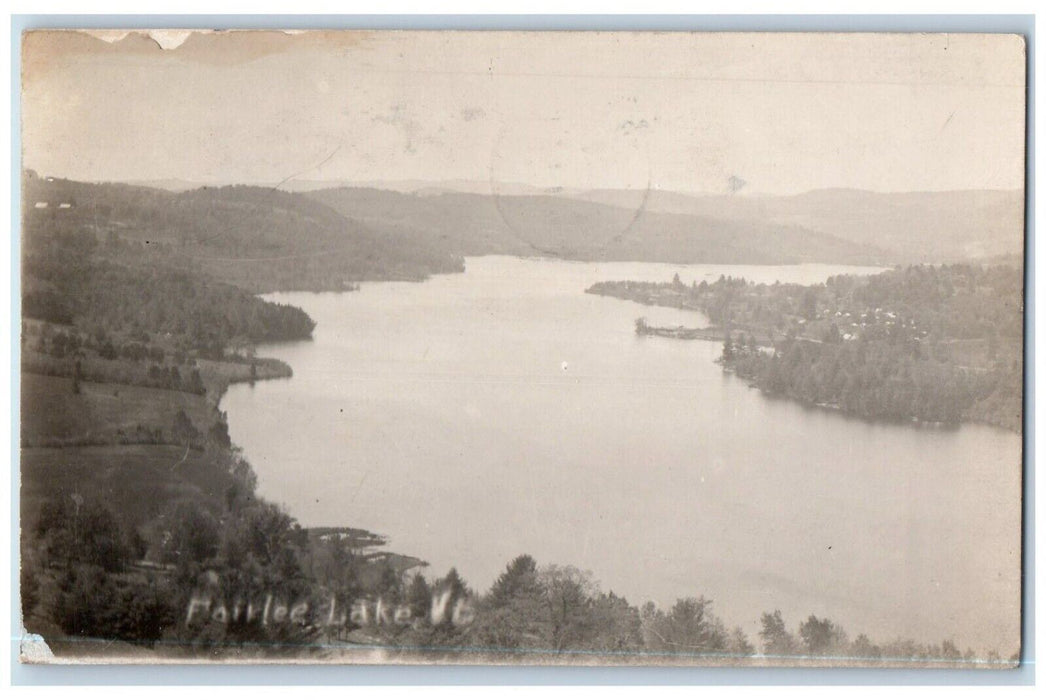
[809,306,926,343]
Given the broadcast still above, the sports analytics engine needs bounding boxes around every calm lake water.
[222,256,1022,654]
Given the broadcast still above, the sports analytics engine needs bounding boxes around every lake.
[222,256,1022,655]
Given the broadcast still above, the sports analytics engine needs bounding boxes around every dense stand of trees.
[24,498,1016,663]
[727,332,1019,426]
[591,265,1023,431]
[721,266,1022,430]
[24,231,315,356]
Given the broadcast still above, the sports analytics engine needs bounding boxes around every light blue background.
[9,13,1035,686]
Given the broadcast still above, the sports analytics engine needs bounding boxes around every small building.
[34,202,47,209]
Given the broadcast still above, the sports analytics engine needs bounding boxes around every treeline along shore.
[587,265,1023,432]
[19,171,1018,664]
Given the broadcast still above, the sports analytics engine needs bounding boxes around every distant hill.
[307,187,892,266]
[123,178,209,193]
[25,174,1023,286]
[285,179,557,196]
[23,174,464,292]
[571,188,1025,264]
[309,182,1024,265]
[125,178,560,197]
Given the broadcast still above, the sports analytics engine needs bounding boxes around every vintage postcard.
[18,29,1026,667]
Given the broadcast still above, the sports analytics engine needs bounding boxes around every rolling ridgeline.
[19,172,1022,661]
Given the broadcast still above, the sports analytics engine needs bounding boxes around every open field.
[195,356,292,400]
[20,365,243,536]
[20,444,232,533]
[20,372,213,448]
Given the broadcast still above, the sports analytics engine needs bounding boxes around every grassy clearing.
[195,356,292,400]
[20,372,214,448]
[20,366,241,536]
[20,444,232,534]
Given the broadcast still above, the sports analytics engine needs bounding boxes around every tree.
[53,565,119,638]
[940,638,963,660]
[406,572,432,620]
[228,501,306,575]
[71,359,83,394]
[162,500,220,569]
[643,597,728,657]
[421,567,473,646]
[851,633,881,660]
[722,334,735,362]
[208,416,232,450]
[729,626,755,657]
[35,495,132,572]
[476,555,550,650]
[801,288,818,321]
[188,368,206,394]
[759,610,797,657]
[798,614,847,656]
[51,560,174,644]
[538,564,598,652]
[489,554,542,608]
[586,592,643,653]
[172,409,199,446]
[376,561,403,601]
[109,576,176,642]
[435,567,468,606]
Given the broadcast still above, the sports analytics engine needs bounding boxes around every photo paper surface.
[18,29,1026,667]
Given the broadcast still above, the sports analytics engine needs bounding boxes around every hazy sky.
[22,30,1026,195]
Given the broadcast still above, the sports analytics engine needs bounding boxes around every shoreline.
[588,276,1021,435]
[718,358,1018,434]
[213,345,420,562]
[635,322,775,347]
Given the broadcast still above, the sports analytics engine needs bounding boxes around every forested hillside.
[23,220,315,358]
[23,173,464,292]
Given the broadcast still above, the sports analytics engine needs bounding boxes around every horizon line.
[22,171,1025,199]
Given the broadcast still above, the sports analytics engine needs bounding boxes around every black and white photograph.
[16,28,1027,668]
